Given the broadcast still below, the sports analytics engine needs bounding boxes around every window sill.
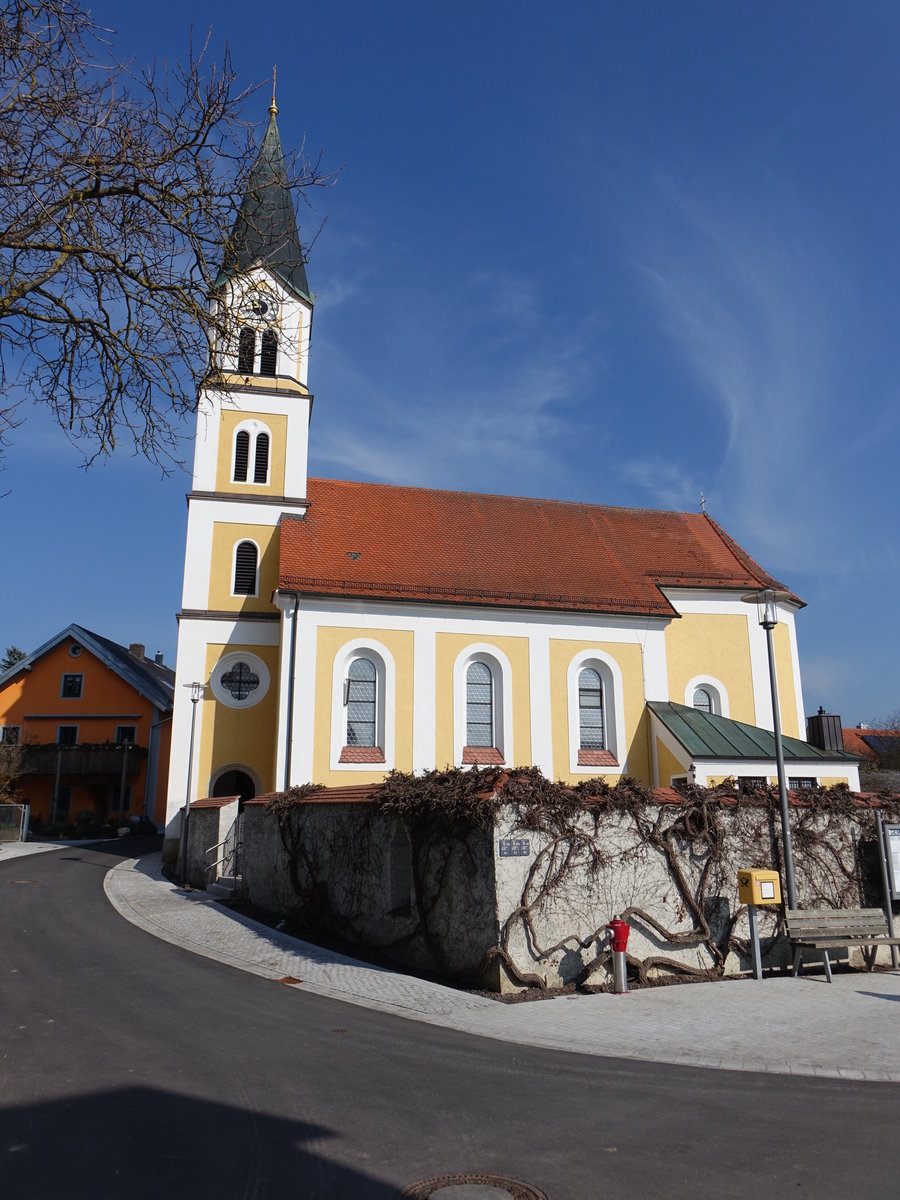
[462,746,504,765]
[577,749,618,767]
[339,746,386,764]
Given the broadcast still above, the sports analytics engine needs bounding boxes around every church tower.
[164,99,314,842]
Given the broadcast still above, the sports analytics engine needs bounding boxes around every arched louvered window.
[466,661,493,747]
[233,430,250,482]
[578,667,605,749]
[346,658,377,747]
[237,327,255,374]
[260,329,277,376]
[253,431,270,483]
[692,688,713,714]
[233,541,258,596]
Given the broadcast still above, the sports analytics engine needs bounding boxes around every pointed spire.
[218,97,311,302]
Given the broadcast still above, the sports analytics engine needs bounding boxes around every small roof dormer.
[217,100,312,304]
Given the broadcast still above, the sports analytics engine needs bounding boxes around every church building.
[164,105,859,849]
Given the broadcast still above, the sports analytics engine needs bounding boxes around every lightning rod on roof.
[700,492,707,514]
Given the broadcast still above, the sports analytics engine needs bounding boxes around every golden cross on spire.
[269,66,278,116]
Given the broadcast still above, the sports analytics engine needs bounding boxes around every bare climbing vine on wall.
[265,771,900,991]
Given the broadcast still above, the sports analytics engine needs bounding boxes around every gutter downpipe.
[284,592,299,790]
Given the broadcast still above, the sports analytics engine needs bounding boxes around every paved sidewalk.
[98,851,900,1082]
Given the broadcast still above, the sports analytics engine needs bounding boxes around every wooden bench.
[785,908,900,983]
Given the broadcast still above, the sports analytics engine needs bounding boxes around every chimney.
[154,651,164,666]
[129,643,146,660]
[806,706,844,752]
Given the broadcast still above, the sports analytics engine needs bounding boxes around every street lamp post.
[742,588,799,910]
[180,681,206,887]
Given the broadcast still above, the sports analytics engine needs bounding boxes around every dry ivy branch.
[0,1,334,468]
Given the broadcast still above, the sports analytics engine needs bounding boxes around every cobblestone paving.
[102,854,900,1082]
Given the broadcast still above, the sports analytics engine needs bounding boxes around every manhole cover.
[401,1175,548,1199]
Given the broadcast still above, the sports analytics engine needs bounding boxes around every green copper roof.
[647,701,858,762]
[218,110,311,302]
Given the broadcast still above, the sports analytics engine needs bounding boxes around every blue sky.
[3,1,899,725]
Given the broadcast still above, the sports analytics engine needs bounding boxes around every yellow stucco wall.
[664,613,757,724]
[656,737,688,786]
[434,633,532,769]
[312,626,415,785]
[197,642,280,798]
[772,623,800,738]
[215,409,289,495]
[547,640,649,783]
[208,522,280,612]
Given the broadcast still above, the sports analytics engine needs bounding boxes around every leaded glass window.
[346,657,376,746]
[578,667,605,749]
[692,687,713,714]
[221,661,260,701]
[466,661,493,747]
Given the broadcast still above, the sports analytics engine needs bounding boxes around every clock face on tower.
[238,287,279,324]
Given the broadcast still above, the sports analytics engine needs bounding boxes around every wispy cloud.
[618,457,701,511]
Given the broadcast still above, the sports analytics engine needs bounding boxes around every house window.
[237,327,255,373]
[233,541,258,596]
[116,726,137,745]
[578,667,605,749]
[57,725,78,746]
[346,657,377,747]
[692,688,713,714]
[61,673,83,698]
[739,776,767,792]
[253,432,270,483]
[259,329,277,376]
[0,725,20,744]
[233,430,250,482]
[789,777,816,791]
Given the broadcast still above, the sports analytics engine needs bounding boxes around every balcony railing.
[19,743,147,778]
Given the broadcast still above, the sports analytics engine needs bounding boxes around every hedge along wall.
[240,770,900,993]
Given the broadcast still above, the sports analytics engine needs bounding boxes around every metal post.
[875,811,899,969]
[612,952,628,994]
[180,683,203,886]
[763,621,799,911]
[748,904,763,980]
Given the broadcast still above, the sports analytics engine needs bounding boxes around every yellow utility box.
[738,869,782,906]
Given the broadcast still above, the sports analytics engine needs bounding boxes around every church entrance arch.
[211,767,257,806]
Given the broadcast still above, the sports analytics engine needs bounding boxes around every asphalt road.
[2,840,899,1200]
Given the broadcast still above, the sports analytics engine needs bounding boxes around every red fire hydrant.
[605,916,631,994]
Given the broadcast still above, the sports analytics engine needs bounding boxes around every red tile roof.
[278,479,794,617]
[841,728,900,759]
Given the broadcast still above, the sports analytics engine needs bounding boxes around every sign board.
[885,825,900,900]
[499,838,530,858]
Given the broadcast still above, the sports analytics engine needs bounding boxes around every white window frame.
[210,651,270,710]
[566,650,625,774]
[684,674,729,718]
[330,639,395,771]
[231,538,261,598]
[231,419,272,487]
[452,644,512,767]
[0,725,20,744]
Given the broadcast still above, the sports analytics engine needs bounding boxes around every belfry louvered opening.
[260,330,277,376]
[233,541,258,595]
[233,430,250,481]
[253,432,270,483]
[237,327,255,373]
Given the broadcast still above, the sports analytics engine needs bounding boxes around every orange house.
[0,625,174,831]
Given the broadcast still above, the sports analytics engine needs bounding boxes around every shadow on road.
[2,1085,401,1200]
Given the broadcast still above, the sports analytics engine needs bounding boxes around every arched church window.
[260,329,278,376]
[578,667,605,749]
[253,432,270,483]
[233,430,250,482]
[346,657,377,747]
[692,688,713,714]
[233,541,258,596]
[466,660,493,748]
[237,327,255,374]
